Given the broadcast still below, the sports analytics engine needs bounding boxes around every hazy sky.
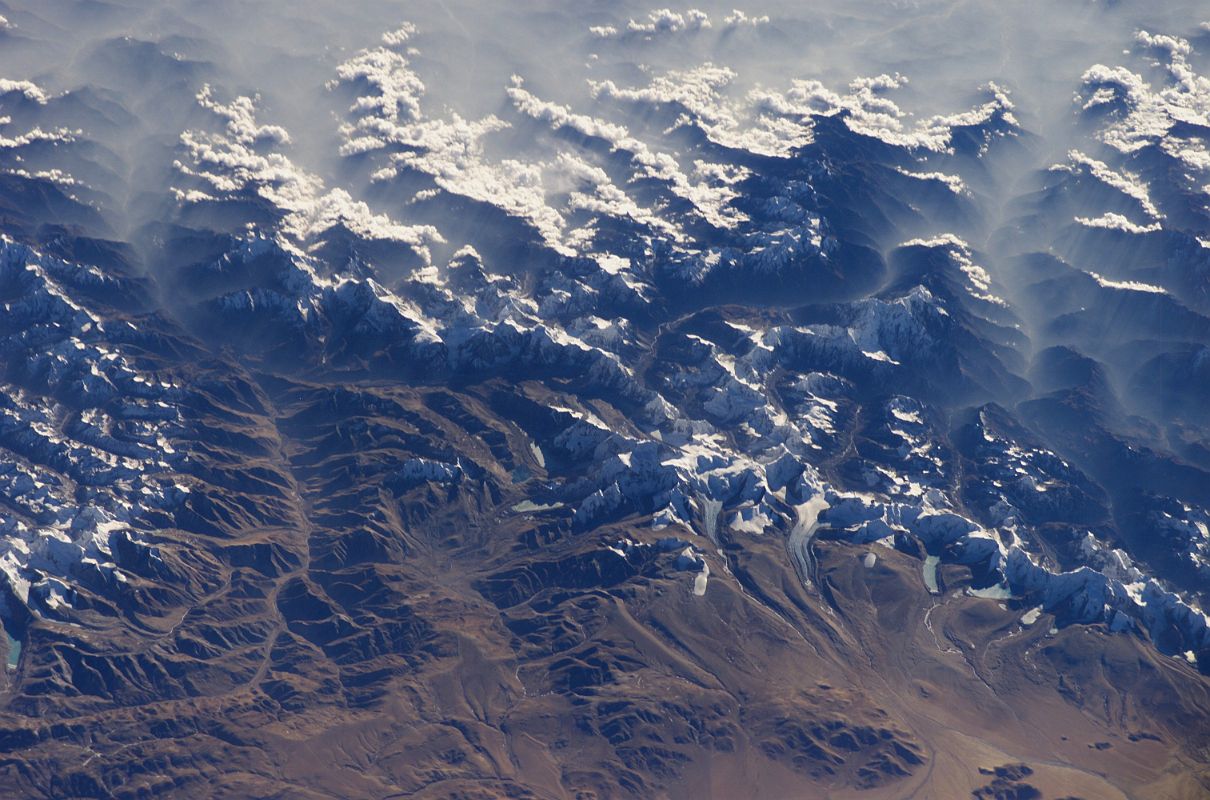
[0,0,1206,273]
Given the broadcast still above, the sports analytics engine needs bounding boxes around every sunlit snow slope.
[0,2,1208,798]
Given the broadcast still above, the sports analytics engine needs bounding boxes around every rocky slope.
[0,6,1207,798]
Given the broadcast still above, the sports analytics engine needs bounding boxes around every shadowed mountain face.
[0,2,1208,798]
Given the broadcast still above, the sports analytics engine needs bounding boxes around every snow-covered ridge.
[2,19,1209,675]
[161,20,1210,666]
[0,239,191,623]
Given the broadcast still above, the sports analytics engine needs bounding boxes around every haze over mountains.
[0,1,1208,797]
